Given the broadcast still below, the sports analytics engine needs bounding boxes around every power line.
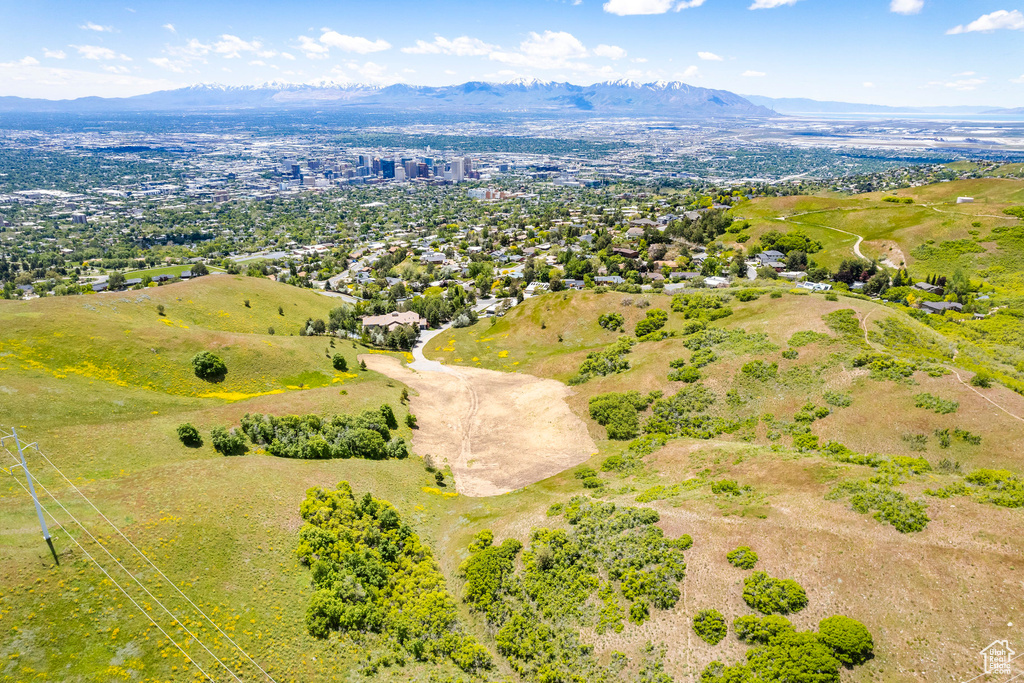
[4,472,217,683]
[2,445,244,683]
[0,428,278,682]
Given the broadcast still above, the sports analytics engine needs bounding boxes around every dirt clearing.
[361,354,596,496]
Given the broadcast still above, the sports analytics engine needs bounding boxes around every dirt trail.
[361,354,597,496]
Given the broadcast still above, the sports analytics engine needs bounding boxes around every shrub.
[635,309,669,338]
[406,413,418,429]
[970,373,993,388]
[823,391,852,408]
[711,479,744,496]
[598,312,624,331]
[781,349,798,360]
[733,615,795,644]
[693,609,728,645]
[827,481,930,532]
[238,409,407,460]
[332,354,348,371]
[191,351,227,380]
[176,423,202,447]
[914,393,958,414]
[818,615,874,666]
[741,360,778,381]
[735,289,764,302]
[156,304,165,316]
[570,336,636,384]
[210,426,246,456]
[669,367,701,383]
[630,599,650,625]
[589,391,656,440]
[742,571,808,615]
[690,348,718,368]
[726,546,758,569]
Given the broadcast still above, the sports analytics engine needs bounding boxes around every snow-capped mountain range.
[0,80,776,118]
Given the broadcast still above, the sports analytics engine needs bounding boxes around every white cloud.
[213,34,263,59]
[947,10,1024,34]
[71,45,131,61]
[281,52,295,61]
[43,49,66,60]
[167,38,211,59]
[742,70,766,77]
[698,51,723,61]
[320,32,391,54]
[890,0,923,15]
[402,35,496,56]
[149,56,185,73]
[0,60,181,98]
[163,23,176,33]
[679,65,699,79]
[102,65,130,74]
[632,57,648,63]
[1012,74,1024,84]
[330,60,403,85]
[444,69,457,75]
[602,0,704,15]
[863,81,875,88]
[0,56,40,67]
[929,75,987,90]
[749,0,800,8]
[81,22,114,32]
[296,36,329,59]
[594,44,627,60]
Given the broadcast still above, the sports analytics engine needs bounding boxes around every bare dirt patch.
[361,354,597,496]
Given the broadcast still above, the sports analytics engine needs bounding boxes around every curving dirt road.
[361,352,597,497]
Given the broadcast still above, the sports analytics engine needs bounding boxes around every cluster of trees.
[726,546,759,569]
[634,308,668,338]
[743,571,808,615]
[238,407,408,460]
[588,391,661,440]
[297,483,492,673]
[569,336,636,385]
[703,613,873,682]
[459,497,692,682]
[671,293,734,322]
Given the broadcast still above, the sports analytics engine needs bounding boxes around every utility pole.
[7,429,59,566]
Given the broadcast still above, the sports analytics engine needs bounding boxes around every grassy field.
[123,264,226,278]
[4,183,1024,682]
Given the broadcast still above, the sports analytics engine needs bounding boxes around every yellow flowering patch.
[421,486,458,498]
[199,389,285,401]
[498,350,509,358]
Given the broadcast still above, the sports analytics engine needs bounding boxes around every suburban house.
[595,275,625,285]
[797,281,832,292]
[611,246,640,259]
[704,276,731,288]
[625,227,646,239]
[420,252,446,265]
[361,311,428,332]
[920,301,963,315]
[756,250,787,271]
[914,282,944,296]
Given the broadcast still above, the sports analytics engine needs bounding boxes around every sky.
[0,0,1021,107]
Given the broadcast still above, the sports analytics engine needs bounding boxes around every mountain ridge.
[0,80,776,118]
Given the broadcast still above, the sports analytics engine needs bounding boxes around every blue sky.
[0,0,1021,106]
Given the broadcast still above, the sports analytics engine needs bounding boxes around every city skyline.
[0,0,1021,107]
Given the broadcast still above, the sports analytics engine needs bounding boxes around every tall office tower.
[372,157,381,175]
[463,156,472,174]
[381,159,396,179]
[358,154,368,167]
[450,158,464,183]
[417,162,428,178]
[404,160,418,179]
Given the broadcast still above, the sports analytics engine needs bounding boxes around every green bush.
[693,609,728,645]
[726,546,758,569]
[970,373,993,388]
[690,348,718,368]
[669,367,701,383]
[827,481,930,532]
[570,336,636,384]
[191,351,227,380]
[914,393,958,414]
[789,330,830,347]
[629,599,650,625]
[635,309,669,338]
[711,479,745,496]
[818,615,874,666]
[781,349,798,360]
[210,426,246,456]
[741,360,778,381]
[742,571,808,615]
[176,423,203,447]
[823,391,852,408]
[331,354,348,371]
[598,312,625,331]
[589,391,656,440]
[733,614,795,644]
